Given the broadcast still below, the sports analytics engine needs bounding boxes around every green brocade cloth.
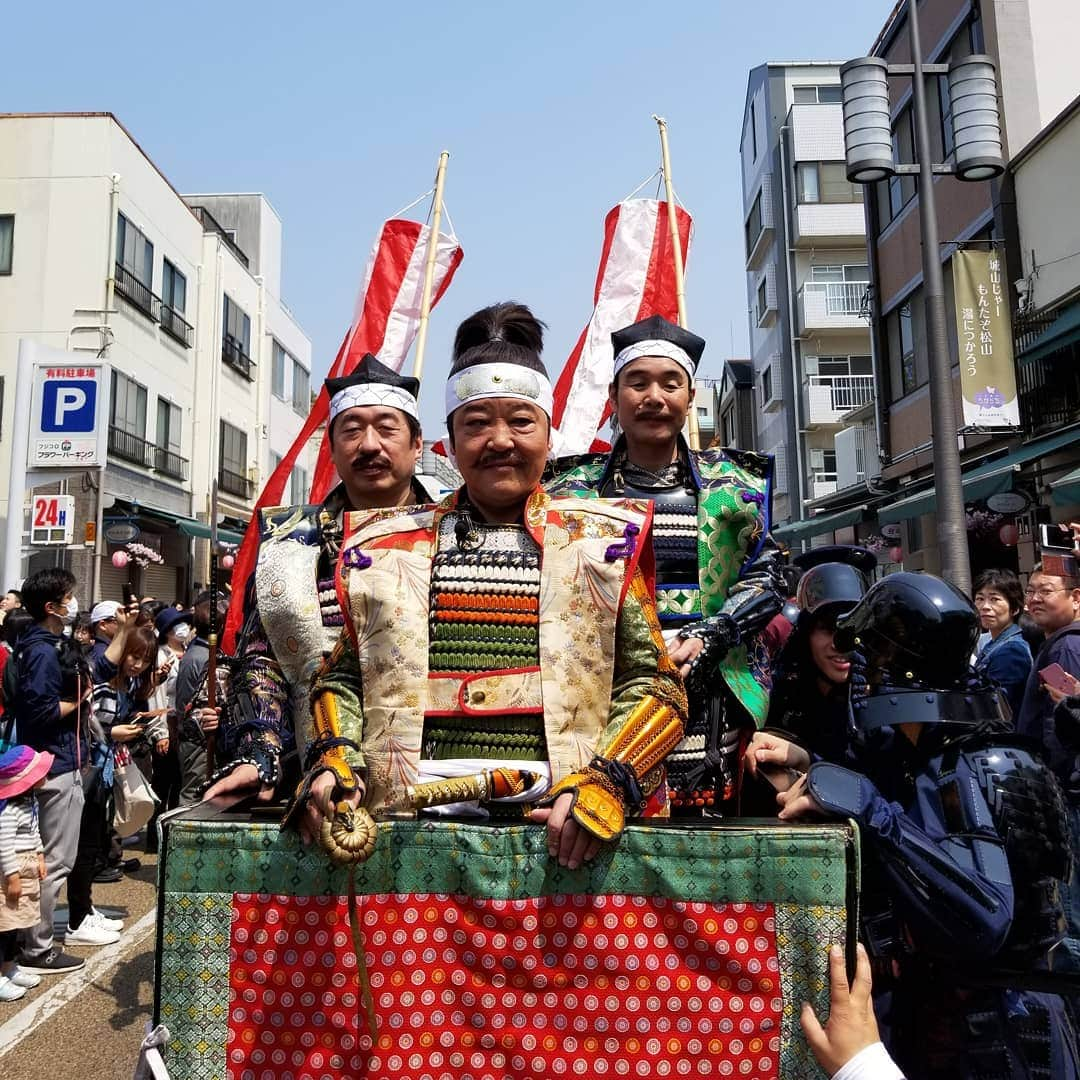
[156,810,857,1080]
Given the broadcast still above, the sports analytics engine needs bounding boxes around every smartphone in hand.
[1039,663,1077,695]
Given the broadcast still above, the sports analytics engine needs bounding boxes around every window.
[0,215,13,274]
[721,404,736,447]
[697,406,709,418]
[161,260,186,314]
[886,291,927,400]
[223,295,253,378]
[745,191,763,258]
[793,84,843,104]
[936,15,983,158]
[290,466,309,505]
[219,421,249,497]
[270,451,283,473]
[885,107,917,225]
[750,98,758,160]
[816,355,873,376]
[796,162,861,205]
[156,398,181,453]
[291,362,310,414]
[761,367,773,403]
[272,340,288,400]
[811,264,869,283]
[110,371,147,437]
[116,213,153,287]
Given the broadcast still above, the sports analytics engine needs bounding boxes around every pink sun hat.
[0,745,55,800]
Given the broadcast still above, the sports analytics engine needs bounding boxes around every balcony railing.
[188,205,250,267]
[809,374,875,412]
[817,281,867,316]
[1018,348,1080,434]
[218,467,254,499]
[109,425,155,468]
[799,282,870,333]
[222,337,255,380]
[114,263,160,320]
[154,446,189,480]
[160,305,194,348]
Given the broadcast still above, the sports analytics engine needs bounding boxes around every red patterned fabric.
[228,893,781,1080]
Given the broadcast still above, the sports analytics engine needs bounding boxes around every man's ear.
[607,381,618,410]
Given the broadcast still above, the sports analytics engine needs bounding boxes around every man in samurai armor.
[291,302,687,870]
[776,571,1079,1078]
[202,355,429,804]
[546,315,785,814]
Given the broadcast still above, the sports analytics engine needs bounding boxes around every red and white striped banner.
[222,218,463,653]
[551,199,692,457]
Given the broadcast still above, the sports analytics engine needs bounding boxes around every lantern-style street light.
[839,0,1004,596]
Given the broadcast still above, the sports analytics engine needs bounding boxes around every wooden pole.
[653,116,699,449]
[411,151,450,382]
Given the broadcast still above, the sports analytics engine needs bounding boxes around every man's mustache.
[350,453,391,470]
[478,452,524,468]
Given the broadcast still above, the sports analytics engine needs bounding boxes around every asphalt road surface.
[0,836,160,1080]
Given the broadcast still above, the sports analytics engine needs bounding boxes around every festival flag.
[551,199,692,457]
[221,218,463,653]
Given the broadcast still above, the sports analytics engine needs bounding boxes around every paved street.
[0,839,159,1080]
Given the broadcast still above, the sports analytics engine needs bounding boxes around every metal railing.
[114,263,160,320]
[154,446,189,480]
[804,281,869,316]
[1018,347,1080,434]
[218,467,254,499]
[222,337,254,380]
[806,374,875,412]
[188,205,250,268]
[109,425,155,467]
[160,305,194,348]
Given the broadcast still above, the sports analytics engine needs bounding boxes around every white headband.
[445,362,553,419]
[329,384,419,425]
[613,339,695,380]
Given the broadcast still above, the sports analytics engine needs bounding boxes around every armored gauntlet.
[539,697,684,841]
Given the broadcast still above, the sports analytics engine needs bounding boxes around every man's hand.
[154,738,170,756]
[800,943,880,1077]
[1045,672,1080,704]
[529,792,603,870]
[197,706,221,733]
[744,731,811,781]
[4,871,21,904]
[203,764,276,807]
[299,771,365,848]
[38,853,46,880]
[777,772,827,821]
[667,636,704,680]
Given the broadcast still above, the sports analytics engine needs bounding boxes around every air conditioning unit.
[809,448,828,471]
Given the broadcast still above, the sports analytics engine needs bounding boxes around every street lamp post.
[839,0,1004,596]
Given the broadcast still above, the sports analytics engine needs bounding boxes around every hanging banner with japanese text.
[953,249,1020,428]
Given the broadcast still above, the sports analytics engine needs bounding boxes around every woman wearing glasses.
[973,569,1032,721]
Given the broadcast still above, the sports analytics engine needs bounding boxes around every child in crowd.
[0,745,53,1001]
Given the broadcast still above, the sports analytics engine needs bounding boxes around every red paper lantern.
[111,550,129,569]
[998,522,1019,546]
[220,553,235,571]
[888,545,903,564]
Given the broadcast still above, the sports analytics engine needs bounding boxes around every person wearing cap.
[744,547,876,784]
[548,314,785,814]
[202,355,429,804]
[0,745,52,1000]
[88,599,124,683]
[294,302,686,869]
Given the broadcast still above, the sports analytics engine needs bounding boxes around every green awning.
[177,519,246,546]
[1052,466,1080,507]
[878,426,1080,524]
[773,504,868,544]
[1020,301,1080,366]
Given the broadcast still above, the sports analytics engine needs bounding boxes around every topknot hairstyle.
[450,302,548,377]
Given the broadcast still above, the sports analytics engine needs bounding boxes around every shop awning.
[177,518,246,546]
[1052,466,1080,507]
[1020,301,1080,366]
[773,504,868,544]
[877,426,1080,524]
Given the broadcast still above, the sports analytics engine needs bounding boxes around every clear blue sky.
[7,1,890,435]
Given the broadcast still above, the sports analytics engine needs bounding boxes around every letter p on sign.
[41,379,97,433]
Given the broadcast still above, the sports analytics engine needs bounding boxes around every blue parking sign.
[41,380,97,433]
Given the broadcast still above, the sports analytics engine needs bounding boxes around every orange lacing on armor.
[434,609,540,626]
[436,592,539,613]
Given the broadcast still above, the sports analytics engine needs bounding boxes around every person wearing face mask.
[548,315,786,814]
[744,547,875,786]
[5,569,95,975]
[202,354,430,807]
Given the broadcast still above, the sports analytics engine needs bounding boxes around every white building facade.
[0,113,313,601]
[739,65,880,543]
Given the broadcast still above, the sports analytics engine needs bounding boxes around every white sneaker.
[0,976,27,1002]
[65,918,121,946]
[89,908,124,931]
[8,967,42,989]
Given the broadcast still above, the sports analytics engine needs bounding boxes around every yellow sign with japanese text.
[953,249,1020,427]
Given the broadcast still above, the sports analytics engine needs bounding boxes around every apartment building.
[0,113,313,601]
[860,0,1079,576]
[739,64,879,546]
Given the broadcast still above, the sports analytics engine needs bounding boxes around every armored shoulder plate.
[698,446,772,482]
[258,503,322,546]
